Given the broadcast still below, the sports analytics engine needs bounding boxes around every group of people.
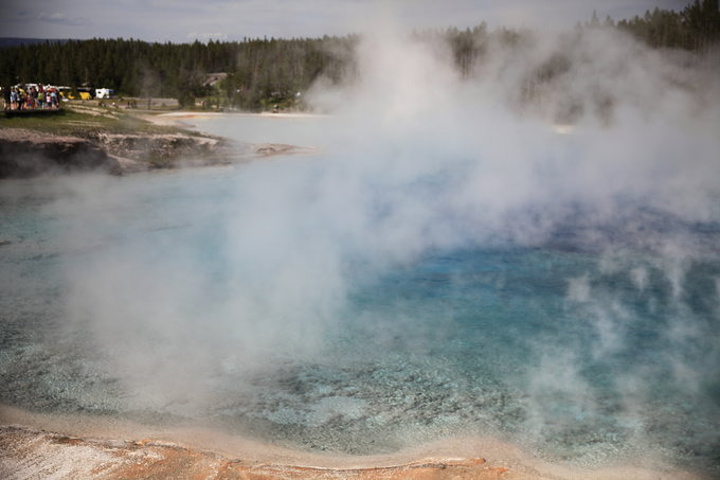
[2,84,60,111]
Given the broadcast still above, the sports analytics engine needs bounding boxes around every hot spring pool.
[1,114,719,475]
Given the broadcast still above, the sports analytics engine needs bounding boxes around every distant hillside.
[0,38,69,48]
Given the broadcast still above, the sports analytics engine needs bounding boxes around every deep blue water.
[1,116,719,474]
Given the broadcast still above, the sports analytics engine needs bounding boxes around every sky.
[0,0,688,43]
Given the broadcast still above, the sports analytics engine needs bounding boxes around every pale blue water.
[1,115,719,475]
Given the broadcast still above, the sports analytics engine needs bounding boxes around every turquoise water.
[1,115,719,474]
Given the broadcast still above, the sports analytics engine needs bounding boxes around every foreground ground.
[1,425,511,480]
[0,406,705,480]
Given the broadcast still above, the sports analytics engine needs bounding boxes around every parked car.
[96,88,115,99]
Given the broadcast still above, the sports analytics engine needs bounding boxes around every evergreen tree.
[0,1,716,110]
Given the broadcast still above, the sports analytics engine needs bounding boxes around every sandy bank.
[153,111,327,120]
[142,111,323,161]
[137,111,326,129]
[0,406,705,480]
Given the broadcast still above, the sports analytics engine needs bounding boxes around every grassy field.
[0,102,198,138]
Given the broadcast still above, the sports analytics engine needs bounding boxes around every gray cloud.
[37,11,91,26]
[0,0,699,42]
[187,32,229,41]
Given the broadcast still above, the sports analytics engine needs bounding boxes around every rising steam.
[51,19,720,467]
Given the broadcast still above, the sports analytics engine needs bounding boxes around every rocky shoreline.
[94,130,239,173]
[0,124,317,178]
[0,128,120,177]
[0,127,240,178]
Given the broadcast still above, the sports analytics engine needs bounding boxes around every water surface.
[1,114,719,475]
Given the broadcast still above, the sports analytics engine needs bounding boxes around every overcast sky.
[0,0,688,43]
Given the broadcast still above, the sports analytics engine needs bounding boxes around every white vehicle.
[95,88,115,99]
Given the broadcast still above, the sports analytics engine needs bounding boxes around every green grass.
[0,104,201,138]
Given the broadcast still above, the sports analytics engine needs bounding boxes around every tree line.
[0,0,717,111]
[0,35,358,110]
[584,0,719,51]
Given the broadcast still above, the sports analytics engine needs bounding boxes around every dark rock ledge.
[0,128,239,178]
[0,128,318,179]
[0,129,121,178]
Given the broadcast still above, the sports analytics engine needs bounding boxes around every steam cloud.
[51,22,719,465]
